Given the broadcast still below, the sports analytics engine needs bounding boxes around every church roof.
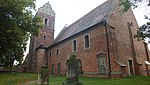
[53,0,117,45]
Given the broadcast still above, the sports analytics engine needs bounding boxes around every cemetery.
[0,0,150,85]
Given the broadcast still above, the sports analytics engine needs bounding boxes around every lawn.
[50,76,150,85]
[0,73,150,85]
[0,72,37,85]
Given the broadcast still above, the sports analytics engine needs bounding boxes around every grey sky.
[36,0,107,37]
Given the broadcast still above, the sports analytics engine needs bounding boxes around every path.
[20,80,37,85]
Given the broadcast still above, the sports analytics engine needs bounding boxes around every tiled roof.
[36,43,46,50]
[53,0,117,45]
[114,60,126,67]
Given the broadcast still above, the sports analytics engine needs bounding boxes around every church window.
[84,35,90,48]
[57,63,61,73]
[72,40,77,52]
[97,53,106,73]
[56,49,59,56]
[49,51,51,57]
[52,64,55,74]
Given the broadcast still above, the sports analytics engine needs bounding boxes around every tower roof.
[52,0,117,45]
[38,2,55,16]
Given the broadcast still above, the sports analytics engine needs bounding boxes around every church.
[26,0,150,78]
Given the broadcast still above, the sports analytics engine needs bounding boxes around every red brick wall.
[48,23,118,77]
[108,3,149,76]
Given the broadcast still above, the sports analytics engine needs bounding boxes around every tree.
[0,0,42,72]
[134,22,150,41]
[120,0,150,12]
[120,0,150,41]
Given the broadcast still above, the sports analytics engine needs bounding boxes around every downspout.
[103,20,111,78]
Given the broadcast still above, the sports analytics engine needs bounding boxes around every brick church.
[26,0,150,78]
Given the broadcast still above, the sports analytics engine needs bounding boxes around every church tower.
[35,2,55,47]
[27,2,55,72]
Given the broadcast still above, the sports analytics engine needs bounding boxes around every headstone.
[62,54,82,85]
[38,65,49,85]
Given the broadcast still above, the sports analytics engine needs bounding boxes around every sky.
[24,0,150,57]
[35,0,150,37]
[35,0,108,37]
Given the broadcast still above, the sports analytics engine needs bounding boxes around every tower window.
[84,35,90,48]
[44,18,49,26]
[43,35,46,38]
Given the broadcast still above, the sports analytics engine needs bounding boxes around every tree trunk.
[9,55,14,73]
[9,64,12,73]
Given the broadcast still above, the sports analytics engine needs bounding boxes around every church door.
[128,60,134,75]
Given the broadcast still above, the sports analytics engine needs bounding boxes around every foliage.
[0,0,42,71]
[134,22,150,41]
[119,0,150,12]
[119,0,150,41]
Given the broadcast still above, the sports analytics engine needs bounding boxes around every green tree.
[120,0,150,41]
[120,0,150,12]
[0,0,42,72]
[134,22,150,41]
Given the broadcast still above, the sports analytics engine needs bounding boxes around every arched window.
[57,63,61,73]
[44,18,49,26]
[72,40,77,51]
[52,64,55,74]
[49,51,51,57]
[84,35,90,48]
[56,49,59,56]
[45,18,48,26]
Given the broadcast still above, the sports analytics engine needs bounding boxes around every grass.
[0,73,150,85]
[0,72,37,85]
[50,76,150,85]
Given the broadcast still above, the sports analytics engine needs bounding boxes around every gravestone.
[62,54,82,85]
[38,65,49,85]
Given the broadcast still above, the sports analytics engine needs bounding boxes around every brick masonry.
[47,3,150,78]
[27,1,150,78]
